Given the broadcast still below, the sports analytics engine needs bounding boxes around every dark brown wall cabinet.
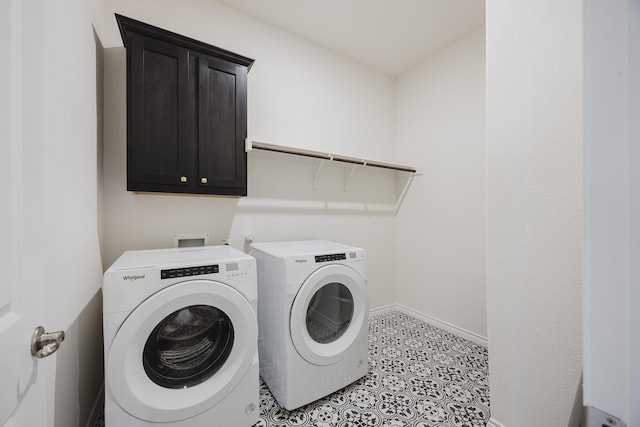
[116,14,254,196]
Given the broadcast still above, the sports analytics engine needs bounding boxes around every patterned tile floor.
[95,310,490,427]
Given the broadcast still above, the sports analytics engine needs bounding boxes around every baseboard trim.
[85,382,104,427]
[368,304,398,317]
[487,417,507,427]
[370,303,488,348]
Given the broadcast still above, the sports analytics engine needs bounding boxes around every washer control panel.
[161,264,219,279]
[223,261,252,278]
[315,253,347,263]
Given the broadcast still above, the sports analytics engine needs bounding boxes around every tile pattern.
[256,310,490,427]
[94,310,490,427]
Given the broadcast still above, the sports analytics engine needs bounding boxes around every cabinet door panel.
[128,35,191,190]
[117,14,252,196]
[197,55,247,195]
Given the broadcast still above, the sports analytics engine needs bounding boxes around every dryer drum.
[142,305,235,389]
[306,283,354,344]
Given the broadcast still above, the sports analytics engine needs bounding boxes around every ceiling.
[216,0,485,76]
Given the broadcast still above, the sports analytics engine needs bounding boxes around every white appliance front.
[251,240,369,410]
[103,246,259,427]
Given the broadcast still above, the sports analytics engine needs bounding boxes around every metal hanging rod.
[248,140,417,173]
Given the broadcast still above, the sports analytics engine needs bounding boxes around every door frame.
[583,0,639,424]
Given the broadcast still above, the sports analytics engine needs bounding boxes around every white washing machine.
[249,240,369,410]
[103,246,259,427]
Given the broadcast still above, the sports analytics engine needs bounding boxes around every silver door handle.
[31,326,65,358]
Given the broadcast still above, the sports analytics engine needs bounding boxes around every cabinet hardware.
[201,177,208,184]
[180,176,187,183]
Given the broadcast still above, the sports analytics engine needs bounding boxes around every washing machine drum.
[290,264,368,366]
[142,304,234,389]
[107,280,257,423]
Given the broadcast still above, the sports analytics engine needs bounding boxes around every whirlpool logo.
[122,274,145,281]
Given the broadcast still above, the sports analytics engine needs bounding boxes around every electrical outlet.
[583,406,626,427]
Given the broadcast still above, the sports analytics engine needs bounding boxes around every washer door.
[290,264,368,366]
[107,280,257,422]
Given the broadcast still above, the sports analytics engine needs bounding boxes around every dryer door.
[290,264,368,366]
[107,280,257,423]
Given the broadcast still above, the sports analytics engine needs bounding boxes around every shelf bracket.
[344,163,360,192]
[313,159,327,189]
[395,172,415,210]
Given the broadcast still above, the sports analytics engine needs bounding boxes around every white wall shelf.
[246,139,417,212]
[247,140,417,173]
[247,139,417,191]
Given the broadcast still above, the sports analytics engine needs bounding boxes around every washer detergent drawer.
[106,279,257,422]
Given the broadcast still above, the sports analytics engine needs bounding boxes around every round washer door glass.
[306,283,354,344]
[290,264,368,366]
[143,305,234,389]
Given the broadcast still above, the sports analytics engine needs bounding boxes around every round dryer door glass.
[306,283,354,344]
[143,305,234,389]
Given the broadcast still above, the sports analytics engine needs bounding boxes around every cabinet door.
[196,54,248,196]
[127,34,193,192]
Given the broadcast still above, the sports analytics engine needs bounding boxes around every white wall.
[103,0,398,309]
[486,1,583,425]
[395,27,487,339]
[41,0,106,425]
[44,0,104,331]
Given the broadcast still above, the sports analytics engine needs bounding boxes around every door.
[583,1,639,425]
[0,0,48,426]
[127,33,191,191]
[106,280,257,422]
[290,264,368,366]
[197,53,248,196]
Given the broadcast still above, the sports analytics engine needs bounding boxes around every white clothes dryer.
[250,240,369,410]
[103,246,259,427]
